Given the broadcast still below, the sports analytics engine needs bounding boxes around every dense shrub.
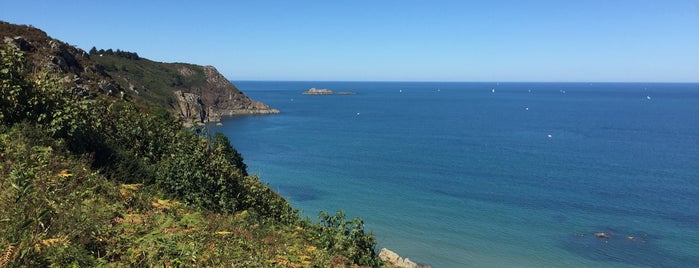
[0,45,31,124]
[316,211,382,267]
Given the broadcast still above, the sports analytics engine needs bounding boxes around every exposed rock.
[178,66,195,77]
[203,65,229,85]
[174,90,206,123]
[379,248,422,268]
[302,88,355,95]
[594,232,611,239]
[192,66,279,121]
[1,21,122,97]
[303,87,333,95]
[4,36,32,51]
[98,81,119,94]
[44,39,85,74]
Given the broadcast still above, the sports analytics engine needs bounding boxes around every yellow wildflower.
[58,169,72,178]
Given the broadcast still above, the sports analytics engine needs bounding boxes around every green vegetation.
[89,48,207,108]
[1,37,380,266]
[90,47,140,60]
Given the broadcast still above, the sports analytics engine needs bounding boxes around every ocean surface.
[209,81,699,267]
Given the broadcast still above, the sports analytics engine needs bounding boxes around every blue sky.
[2,0,698,82]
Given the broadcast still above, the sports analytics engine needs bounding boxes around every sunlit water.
[210,82,699,267]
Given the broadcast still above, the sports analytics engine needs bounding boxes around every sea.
[209,81,699,268]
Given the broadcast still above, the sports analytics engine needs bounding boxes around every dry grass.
[33,237,70,253]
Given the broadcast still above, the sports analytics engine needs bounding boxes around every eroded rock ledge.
[379,248,430,268]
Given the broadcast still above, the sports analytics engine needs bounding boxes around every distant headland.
[303,87,355,95]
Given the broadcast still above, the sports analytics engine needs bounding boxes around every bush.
[211,132,248,176]
[1,44,32,124]
[315,210,382,267]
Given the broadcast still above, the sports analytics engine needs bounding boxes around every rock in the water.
[303,87,333,95]
[595,232,611,239]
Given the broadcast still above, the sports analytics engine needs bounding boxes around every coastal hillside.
[0,21,278,124]
[90,48,279,123]
[0,21,382,267]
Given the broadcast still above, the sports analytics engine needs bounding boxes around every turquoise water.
[210,82,699,267]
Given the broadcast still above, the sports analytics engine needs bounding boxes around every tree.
[89,46,97,55]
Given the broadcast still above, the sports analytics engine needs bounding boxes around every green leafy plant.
[0,44,31,124]
[316,210,382,267]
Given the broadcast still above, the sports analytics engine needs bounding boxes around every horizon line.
[230,80,699,84]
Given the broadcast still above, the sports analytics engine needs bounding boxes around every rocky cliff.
[97,56,280,124]
[0,21,278,123]
[172,65,279,123]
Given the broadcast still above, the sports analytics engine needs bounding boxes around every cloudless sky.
[2,0,698,82]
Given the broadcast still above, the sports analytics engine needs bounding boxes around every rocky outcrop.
[379,248,424,268]
[173,65,279,123]
[1,21,122,98]
[594,232,611,239]
[174,90,206,123]
[303,88,355,95]
[198,66,279,118]
[303,87,333,95]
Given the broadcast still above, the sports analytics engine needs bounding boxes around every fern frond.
[0,244,15,268]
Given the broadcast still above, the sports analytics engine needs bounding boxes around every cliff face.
[0,21,278,123]
[173,65,279,123]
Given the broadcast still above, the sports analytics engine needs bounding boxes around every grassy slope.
[92,54,207,108]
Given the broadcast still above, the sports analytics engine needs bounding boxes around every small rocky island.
[303,87,355,95]
[303,87,333,95]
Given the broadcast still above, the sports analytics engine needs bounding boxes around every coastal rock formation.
[303,87,333,95]
[594,232,611,239]
[173,65,279,123]
[303,88,355,95]
[174,90,206,123]
[202,66,280,116]
[379,248,420,268]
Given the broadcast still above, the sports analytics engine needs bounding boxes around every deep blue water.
[210,82,699,267]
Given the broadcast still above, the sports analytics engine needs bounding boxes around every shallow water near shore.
[210,81,699,267]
